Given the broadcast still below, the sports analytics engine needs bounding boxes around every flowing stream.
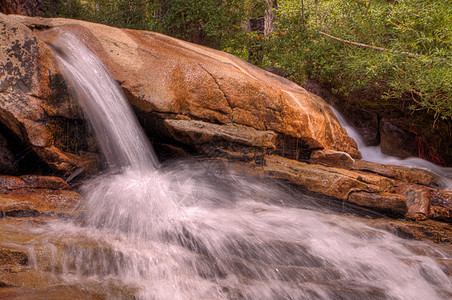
[330,107,452,190]
[29,31,452,299]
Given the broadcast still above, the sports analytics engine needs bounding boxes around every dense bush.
[266,0,452,123]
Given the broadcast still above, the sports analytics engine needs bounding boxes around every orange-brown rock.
[19,175,69,190]
[0,174,78,218]
[3,14,360,168]
[164,119,277,158]
[0,189,81,218]
[0,13,99,175]
[430,190,452,222]
[0,175,27,191]
[0,245,27,266]
[2,14,450,222]
[262,155,394,201]
[395,183,430,218]
[0,219,135,299]
[310,149,355,169]
[353,159,440,187]
[348,191,407,215]
[0,175,69,191]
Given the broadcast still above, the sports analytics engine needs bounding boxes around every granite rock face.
[5,14,359,168]
[0,13,98,176]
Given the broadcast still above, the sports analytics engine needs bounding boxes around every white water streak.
[331,107,452,190]
[52,31,158,171]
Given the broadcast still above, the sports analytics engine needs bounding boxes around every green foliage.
[45,0,158,30]
[160,0,241,49]
[266,0,452,122]
[46,0,261,55]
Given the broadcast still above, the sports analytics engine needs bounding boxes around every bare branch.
[318,31,447,61]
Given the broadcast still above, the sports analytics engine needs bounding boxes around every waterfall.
[38,32,452,299]
[51,31,159,171]
[330,107,452,190]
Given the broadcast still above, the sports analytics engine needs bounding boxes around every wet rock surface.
[0,179,451,299]
[0,175,79,219]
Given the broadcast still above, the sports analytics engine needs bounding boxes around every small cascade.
[51,31,159,171]
[331,107,452,190]
[25,32,452,299]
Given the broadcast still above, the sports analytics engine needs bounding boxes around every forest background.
[7,0,451,164]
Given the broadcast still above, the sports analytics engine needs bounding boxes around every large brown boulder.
[0,13,99,176]
[2,14,359,172]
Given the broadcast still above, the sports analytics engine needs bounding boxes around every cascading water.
[330,107,452,190]
[31,31,452,299]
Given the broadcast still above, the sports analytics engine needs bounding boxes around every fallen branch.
[318,31,442,60]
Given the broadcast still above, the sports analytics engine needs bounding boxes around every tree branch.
[318,30,435,60]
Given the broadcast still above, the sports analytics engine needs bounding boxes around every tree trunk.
[264,0,277,38]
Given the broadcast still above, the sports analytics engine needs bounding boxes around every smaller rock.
[395,183,430,216]
[310,149,355,169]
[0,190,81,218]
[19,175,69,190]
[165,119,277,160]
[0,176,26,191]
[0,175,69,191]
[379,118,417,159]
[348,191,407,215]
[263,155,394,200]
[165,120,277,149]
[0,246,28,266]
[404,212,429,221]
[429,206,452,223]
[353,160,440,187]
[429,190,452,222]
[362,218,452,244]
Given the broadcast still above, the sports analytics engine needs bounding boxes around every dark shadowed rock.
[0,0,45,17]
[303,79,380,146]
[379,118,417,159]
[0,131,18,174]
